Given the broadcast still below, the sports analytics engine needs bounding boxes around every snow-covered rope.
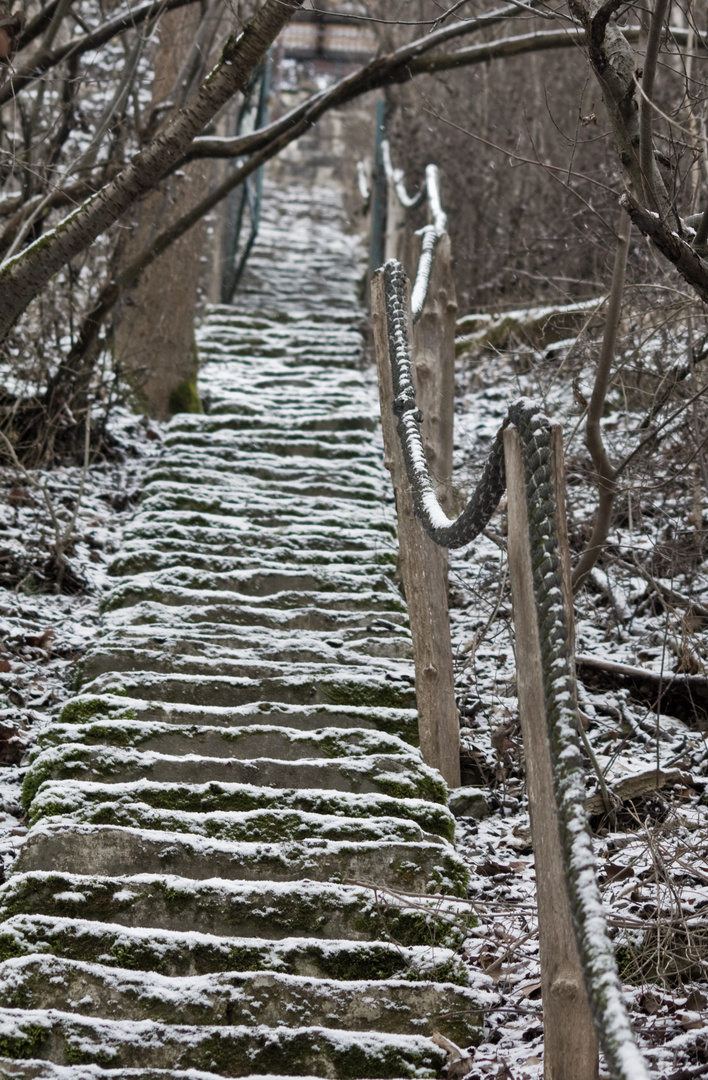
[381,139,426,210]
[377,143,447,324]
[383,256,650,1080]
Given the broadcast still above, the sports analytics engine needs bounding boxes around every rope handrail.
[381,257,650,1080]
[381,139,426,210]
[370,140,448,322]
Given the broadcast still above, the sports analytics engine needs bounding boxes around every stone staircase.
[0,170,489,1077]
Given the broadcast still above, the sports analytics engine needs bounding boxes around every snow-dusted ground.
[0,412,163,877]
[449,333,708,1077]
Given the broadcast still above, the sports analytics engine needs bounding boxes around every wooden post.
[384,173,406,265]
[411,232,457,516]
[372,269,460,788]
[504,425,598,1080]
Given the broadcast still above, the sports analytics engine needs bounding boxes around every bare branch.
[620,190,708,302]
[572,207,630,590]
[0,0,304,340]
[0,0,199,109]
[639,0,671,212]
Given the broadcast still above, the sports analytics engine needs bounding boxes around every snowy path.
[0,175,488,1076]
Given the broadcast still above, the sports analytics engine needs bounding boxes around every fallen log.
[576,654,708,729]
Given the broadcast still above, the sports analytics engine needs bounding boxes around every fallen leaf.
[683,989,707,1012]
[431,1029,474,1079]
[639,992,662,1015]
[479,859,512,877]
[600,862,634,885]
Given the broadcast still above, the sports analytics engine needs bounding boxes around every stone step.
[144,471,382,500]
[138,478,388,507]
[14,823,468,895]
[55,695,418,743]
[0,1062,296,1080]
[197,383,373,406]
[0,1008,447,1077]
[161,425,377,453]
[87,630,413,665]
[199,327,362,346]
[28,781,454,840]
[36,722,414,762]
[146,451,385,483]
[0,955,487,1044]
[22,747,446,808]
[195,407,375,432]
[137,493,392,530]
[0,914,465,981]
[29,801,445,847]
[145,471,383,504]
[126,515,397,552]
[103,602,407,634]
[101,584,404,618]
[0,873,471,946]
[79,647,411,685]
[167,417,376,441]
[160,431,379,460]
[109,548,397,576]
[103,566,397,601]
[77,671,416,711]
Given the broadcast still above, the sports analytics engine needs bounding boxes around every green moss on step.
[0,933,27,962]
[59,698,113,725]
[323,680,415,710]
[21,747,106,810]
[64,1040,114,1068]
[0,1024,47,1060]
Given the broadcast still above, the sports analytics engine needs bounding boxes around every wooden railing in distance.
[370,139,460,788]
[372,269,460,788]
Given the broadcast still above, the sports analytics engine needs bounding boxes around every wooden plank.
[371,269,460,788]
[504,425,598,1080]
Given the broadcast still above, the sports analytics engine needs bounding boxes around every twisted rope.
[383,257,649,1080]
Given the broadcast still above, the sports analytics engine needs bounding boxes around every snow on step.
[29,780,455,839]
[0,955,488,1042]
[52,694,420,741]
[27,801,445,847]
[0,169,487,1076]
[0,1066,331,1080]
[0,915,465,981]
[76,672,416,710]
[15,823,468,895]
[23,747,446,804]
[0,1009,448,1076]
[0,873,471,945]
[36,721,414,760]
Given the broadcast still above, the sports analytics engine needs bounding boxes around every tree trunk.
[112,4,208,419]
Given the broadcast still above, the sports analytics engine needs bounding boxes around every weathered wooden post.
[411,231,457,516]
[504,424,598,1079]
[372,267,460,788]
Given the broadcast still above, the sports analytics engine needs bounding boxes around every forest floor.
[0,303,707,1079]
[448,312,708,1079]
